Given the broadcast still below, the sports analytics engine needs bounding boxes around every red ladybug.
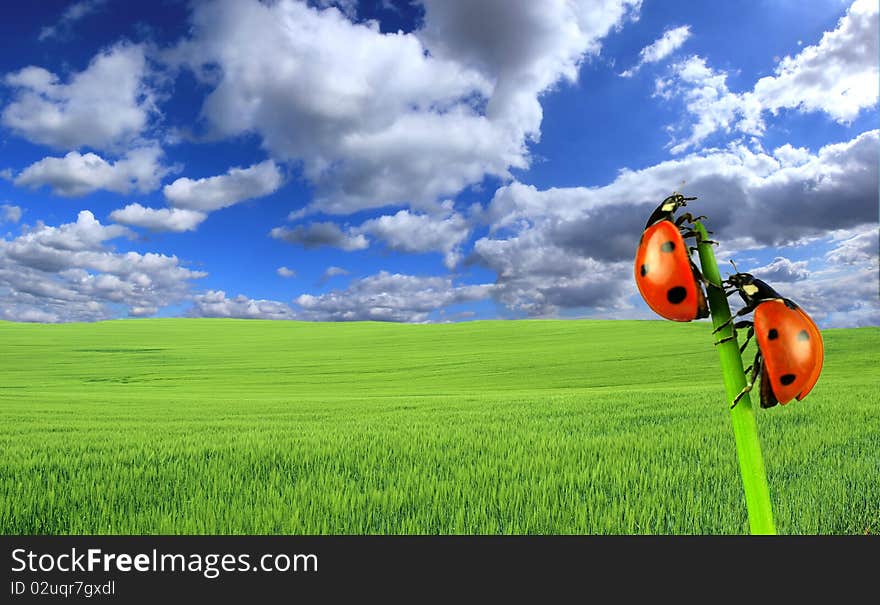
[717,271,824,408]
[635,194,709,321]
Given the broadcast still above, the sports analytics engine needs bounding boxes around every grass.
[0,318,877,534]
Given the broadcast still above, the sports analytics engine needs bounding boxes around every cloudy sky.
[1,0,877,326]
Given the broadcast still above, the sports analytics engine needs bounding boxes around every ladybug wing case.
[754,300,824,406]
[794,306,824,400]
[635,220,708,322]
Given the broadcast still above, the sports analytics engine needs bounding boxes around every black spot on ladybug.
[797,329,809,341]
[667,286,687,304]
[640,264,649,277]
[768,329,778,340]
[780,374,796,386]
[661,241,675,253]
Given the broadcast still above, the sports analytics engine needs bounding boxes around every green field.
[1,319,877,535]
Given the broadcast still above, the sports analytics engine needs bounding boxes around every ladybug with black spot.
[635,193,711,322]
[715,269,824,408]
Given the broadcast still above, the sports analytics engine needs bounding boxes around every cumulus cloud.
[825,225,878,266]
[0,210,205,322]
[471,129,877,322]
[752,0,878,123]
[772,143,812,167]
[319,265,349,284]
[163,160,282,212]
[257,127,877,324]
[270,222,368,251]
[276,266,296,278]
[272,206,471,265]
[753,234,879,328]
[609,130,877,248]
[660,56,762,154]
[14,146,172,197]
[2,42,155,151]
[312,0,358,19]
[38,0,107,41]
[472,232,633,317]
[8,210,131,258]
[620,25,691,77]
[168,0,641,213]
[357,208,471,268]
[295,271,493,322]
[750,256,810,282]
[661,0,878,153]
[807,225,880,326]
[714,226,879,328]
[1,204,22,224]
[188,290,296,319]
[109,203,207,233]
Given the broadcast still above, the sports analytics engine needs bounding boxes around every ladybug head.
[723,265,783,304]
[724,260,754,288]
[644,193,697,228]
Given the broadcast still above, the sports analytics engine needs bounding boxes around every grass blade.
[695,221,776,535]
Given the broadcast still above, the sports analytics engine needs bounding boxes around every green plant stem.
[695,222,776,535]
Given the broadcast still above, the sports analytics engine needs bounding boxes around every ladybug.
[715,270,824,408]
[635,194,710,321]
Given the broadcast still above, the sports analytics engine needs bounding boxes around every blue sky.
[0,0,877,326]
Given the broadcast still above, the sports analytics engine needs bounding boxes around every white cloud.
[274,209,473,266]
[14,146,171,197]
[276,266,296,278]
[260,130,876,325]
[620,25,691,77]
[473,232,633,316]
[504,130,876,248]
[10,210,131,256]
[313,0,358,19]
[661,56,761,154]
[294,271,493,322]
[0,307,61,323]
[750,256,810,282]
[188,290,296,319]
[39,0,107,41]
[109,204,207,233]
[2,43,155,151]
[1,204,22,224]
[169,0,641,214]
[357,208,471,268]
[471,129,877,323]
[270,222,368,251]
[772,143,812,167]
[752,0,878,123]
[319,265,349,284]
[662,0,878,153]
[0,210,205,322]
[771,232,876,327]
[753,228,879,328]
[825,225,878,265]
[163,160,283,212]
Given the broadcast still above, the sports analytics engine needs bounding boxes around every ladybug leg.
[712,306,753,335]
[738,323,755,353]
[674,213,707,227]
[732,351,763,409]
[688,240,718,252]
[689,260,725,294]
[714,320,753,346]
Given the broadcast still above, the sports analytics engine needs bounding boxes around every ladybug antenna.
[729,259,739,274]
